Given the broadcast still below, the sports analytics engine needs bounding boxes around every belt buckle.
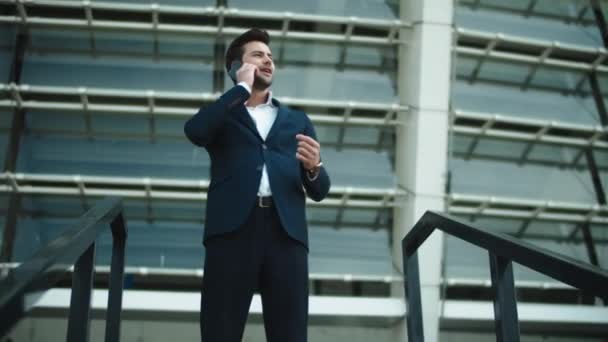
[258,196,271,208]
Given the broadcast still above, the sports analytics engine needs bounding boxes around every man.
[183,28,330,342]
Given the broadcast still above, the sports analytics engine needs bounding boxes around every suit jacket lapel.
[234,105,263,141]
[266,100,287,142]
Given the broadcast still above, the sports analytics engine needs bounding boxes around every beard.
[253,74,272,91]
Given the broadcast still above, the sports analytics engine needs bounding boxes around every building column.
[392,1,453,341]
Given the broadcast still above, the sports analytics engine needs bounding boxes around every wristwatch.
[306,161,323,181]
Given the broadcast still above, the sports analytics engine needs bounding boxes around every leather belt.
[258,196,273,208]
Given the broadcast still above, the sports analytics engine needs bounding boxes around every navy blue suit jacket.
[184,85,330,247]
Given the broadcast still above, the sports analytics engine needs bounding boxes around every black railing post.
[0,197,126,340]
[489,253,520,342]
[403,251,424,342]
[105,213,127,342]
[67,243,96,342]
[403,211,608,342]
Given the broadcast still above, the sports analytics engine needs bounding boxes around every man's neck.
[247,88,270,107]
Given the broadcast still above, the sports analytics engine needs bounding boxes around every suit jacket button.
[262,144,267,149]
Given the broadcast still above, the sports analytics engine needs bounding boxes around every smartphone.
[228,60,242,83]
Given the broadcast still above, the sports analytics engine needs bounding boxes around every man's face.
[241,41,274,90]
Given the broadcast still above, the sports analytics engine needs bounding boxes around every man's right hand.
[236,63,257,89]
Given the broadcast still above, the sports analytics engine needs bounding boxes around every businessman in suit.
[184,29,330,342]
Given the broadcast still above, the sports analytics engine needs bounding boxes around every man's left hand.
[295,134,321,170]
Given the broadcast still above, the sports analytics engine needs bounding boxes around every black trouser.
[200,201,309,342]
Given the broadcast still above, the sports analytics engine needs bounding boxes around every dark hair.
[225,28,270,72]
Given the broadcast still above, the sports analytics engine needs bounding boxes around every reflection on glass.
[230,0,399,19]
[223,41,398,102]
[455,5,601,47]
[458,0,596,22]
[58,0,216,6]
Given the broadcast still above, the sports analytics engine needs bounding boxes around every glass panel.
[451,135,589,168]
[270,66,397,102]
[229,0,399,19]
[450,154,596,202]
[341,208,383,227]
[59,0,216,6]
[307,207,341,224]
[308,225,394,276]
[592,149,608,169]
[12,217,79,261]
[459,0,594,21]
[444,235,492,279]
[95,220,204,268]
[452,79,600,125]
[24,28,215,92]
[321,148,395,188]
[524,221,577,239]
[28,29,216,62]
[455,3,600,47]
[18,134,209,178]
[22,54,213,92]
[122,198,206,222]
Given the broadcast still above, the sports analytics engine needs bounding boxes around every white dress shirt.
[238,82,277,196]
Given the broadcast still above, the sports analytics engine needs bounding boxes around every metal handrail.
[402,210,608,342]
[0,197,127,341]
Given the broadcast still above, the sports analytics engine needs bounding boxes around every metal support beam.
[583,149,603,267]
[4,30,28,170]
[586,149,607,206]
[7,32,27,84]
[213,0,229,91]
[577,3,591,22]
[469,36,500,83]
[581,223,599,267]
[83,0,97,57]
[582,68,606,278]
[591,0,608,48]
[589,72,608,126]
[1,29,29,263]
[568,222,602,305]
[213,40,226,93]
[151,4,159,61]
[0,194,20,263]
[582,137,606,306]
[489,253,520,342]
[336,103,354,151]
[3,107,26,173]
[582,59,608,276]
[524,0,539,18]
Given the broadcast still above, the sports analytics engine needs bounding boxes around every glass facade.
[0,1,400,282]
[450,0,607,284]
[1,0,607,340]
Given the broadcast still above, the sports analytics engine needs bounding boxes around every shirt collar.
[246,90,275,108]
